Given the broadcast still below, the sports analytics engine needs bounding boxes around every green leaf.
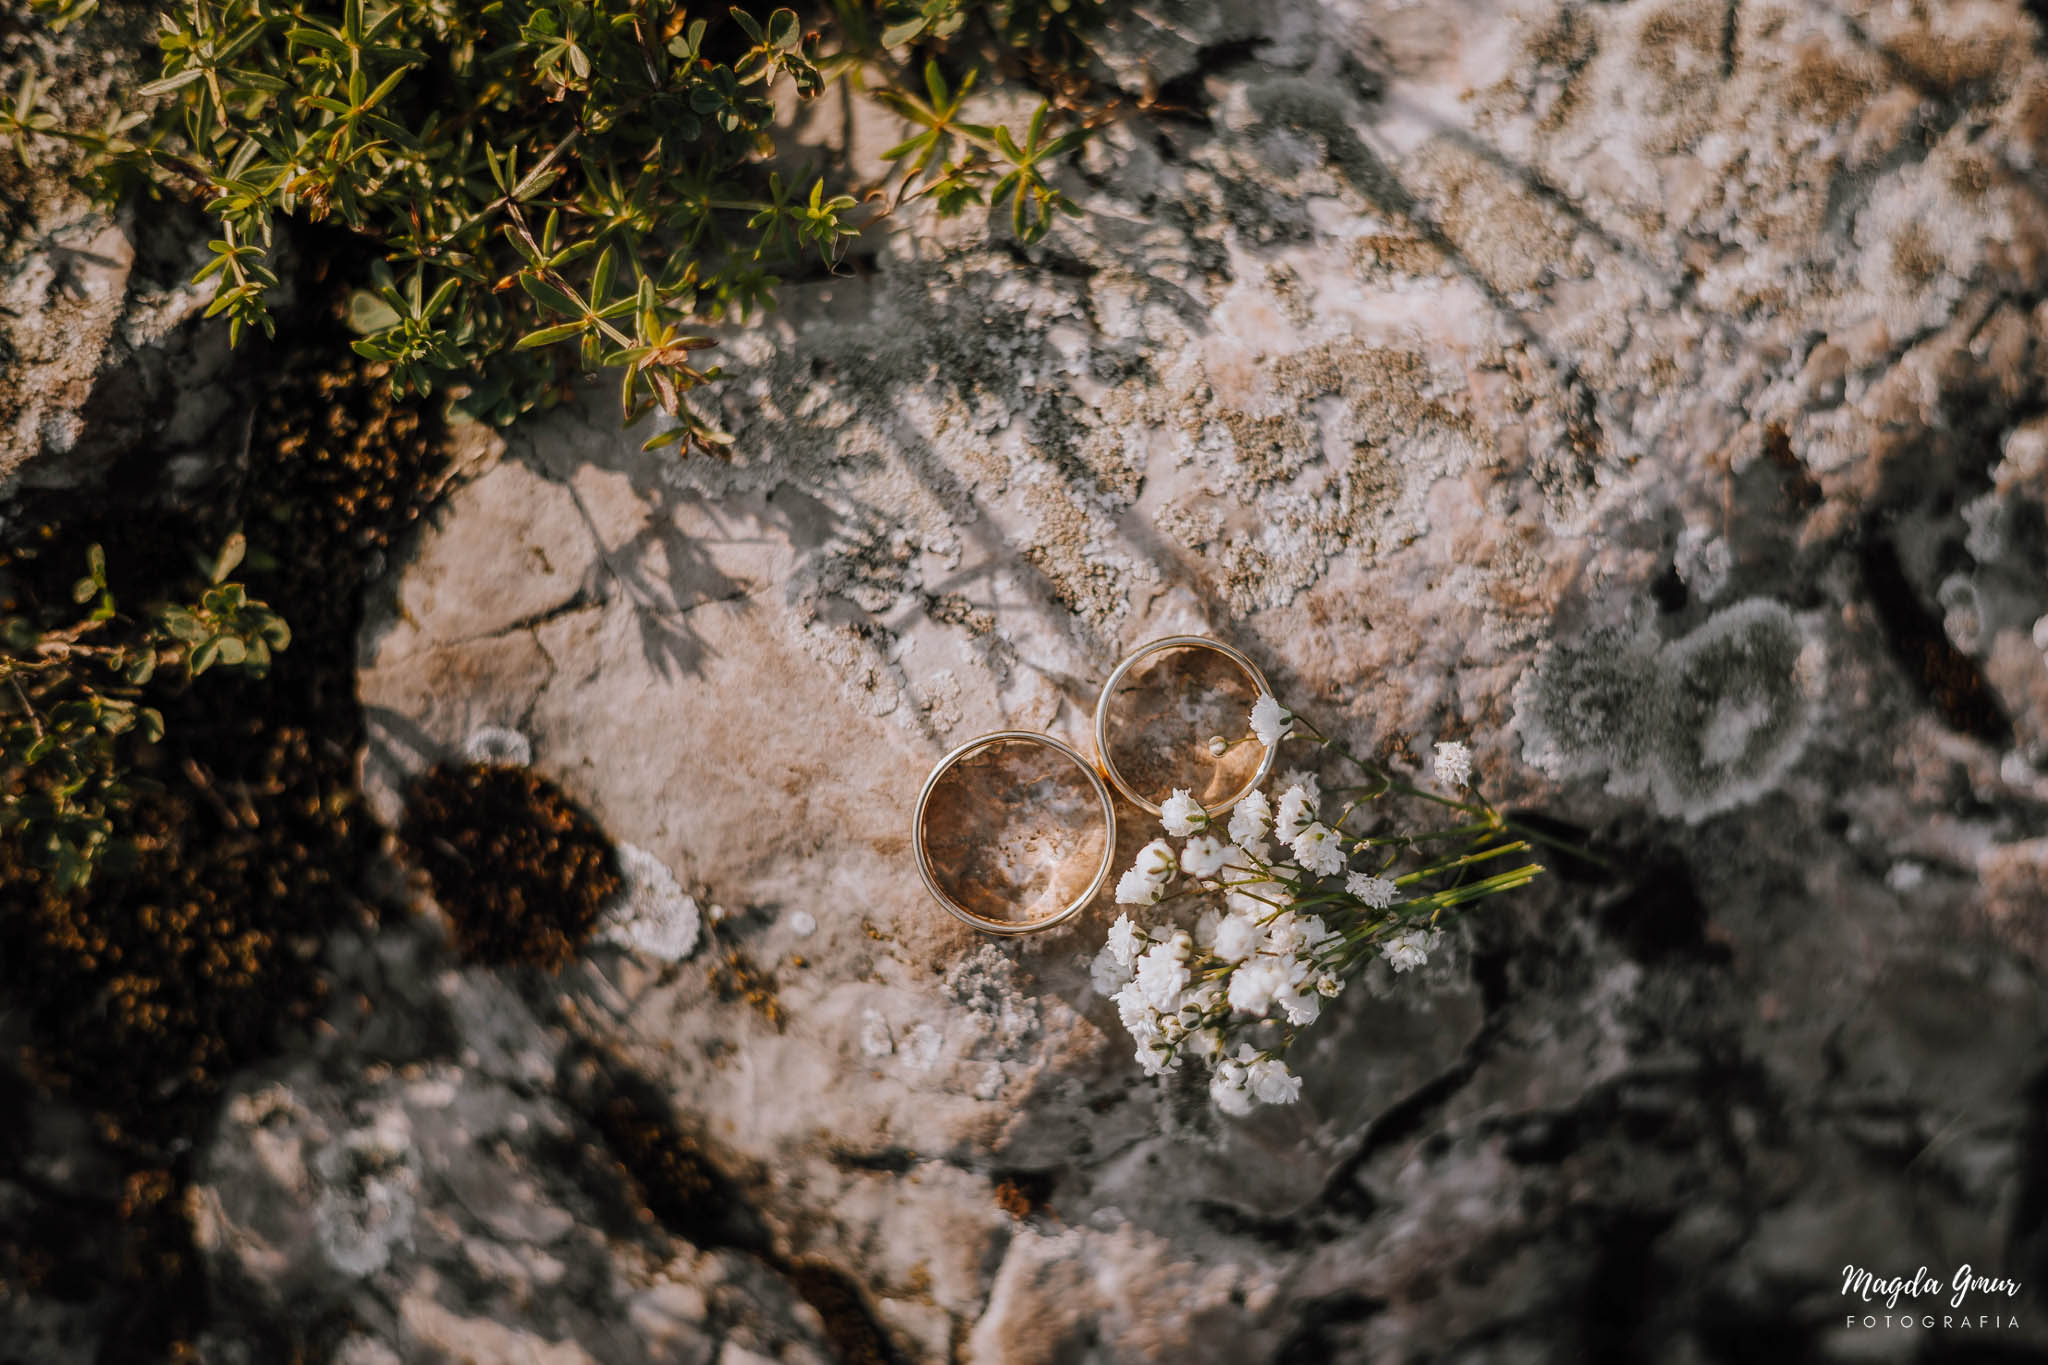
[516,321,586,349]
[211,532,246,584]
[135,68,208,98]
[189,638,220,675]
[159,607,206,643]
[519,272,581,317]
[347,289,401,335]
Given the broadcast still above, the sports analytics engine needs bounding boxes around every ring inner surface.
[921,737,1106,927]
[1102,644,1265,810]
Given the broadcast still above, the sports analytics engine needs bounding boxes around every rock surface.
[14,0,2048,1360]
[343,0,2048,1359]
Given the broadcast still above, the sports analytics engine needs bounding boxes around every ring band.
[912,730,1117,936]
[1093,634,1276,817]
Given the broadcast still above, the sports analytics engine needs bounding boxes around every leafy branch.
[23,0,1096,453]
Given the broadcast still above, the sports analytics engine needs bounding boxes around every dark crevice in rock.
[1149,37,1269,127]
[1580,1208,1677,1364]
[572,1051,908,1365]
[1593,851,1730,966]
[829,1146,920,1174]
[2008,1064,2048,1289]
[1857,527,2012,745]
[1194,1198,1306,1250]
[1317,1058,1480,1219]
[991,1167,1058,1220]
[1270,1290,1387,1364]
[1719,0,1741,79]
[1651,560,1689,614]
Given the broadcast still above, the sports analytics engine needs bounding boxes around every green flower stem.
[1499,817,1613,869]
[1394,838,1533,886]
[1288,713,1479,816]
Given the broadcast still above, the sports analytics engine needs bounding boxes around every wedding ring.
[1094,635,1275,817]
[913,731,1117,935]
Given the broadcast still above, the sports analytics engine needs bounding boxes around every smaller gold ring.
[913,730,1117,935]
[1093,634,1277,817]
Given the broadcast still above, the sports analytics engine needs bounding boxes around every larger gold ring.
[1093,634,1276,817]
[912,731,1117,936]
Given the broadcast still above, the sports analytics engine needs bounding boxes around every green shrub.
[16,0,1092,453]
[0,535,288,891]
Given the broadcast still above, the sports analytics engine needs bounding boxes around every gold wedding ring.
[912,636,1275,933]
[913,731,1116,935]
[1094,634,1275,816]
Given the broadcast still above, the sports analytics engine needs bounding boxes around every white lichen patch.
[460,725,532,767]
[1515,598,1819,821]
[600,843,701,962]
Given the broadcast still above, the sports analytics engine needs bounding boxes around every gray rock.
[352,0,2048,1346]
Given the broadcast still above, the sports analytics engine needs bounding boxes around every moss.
[0,340,444,1113]
[398,763,621,969]
[784,1261,902,1365]
[1,315,448,1355]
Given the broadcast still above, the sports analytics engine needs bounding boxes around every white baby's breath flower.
[1089,944,1133,995]
[1291,822,1346,876]
[1279,769,1321,801]
[1135,839,1178,882]
[1346,872,1399,910]
[1274,785,1318,844]
[1293,914,1335,955]
[1211,911,1264,963]
[1116,866,1165,905]
[1180,834,1232,879]
[1275,986,1322,1026]
[1180,979,1225,1018]
[1160,788,1210,837]
[1209,1058,1256,1116]
[1113,982,1152,1032]
[1315,971,1343,998]
[1227,789,1272,846]
[1248,1057,1303,1105]
[1135,941,1191,1009]
[1136,1045,1176,1077]
[1259,910,1302,956]
[1226,958,1290,1016]
[1432,740,1472,789]
[1107,914,1144,966]
[1184,1027,1224,1059]
[1381,929,1438,973]
[1249,694,1292,748]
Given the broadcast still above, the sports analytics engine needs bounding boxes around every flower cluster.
[1093,709,1543,1116]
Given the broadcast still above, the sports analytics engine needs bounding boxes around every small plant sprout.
[1092,699,1600,1116]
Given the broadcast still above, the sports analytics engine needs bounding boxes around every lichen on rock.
[1515,598,1818,821]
